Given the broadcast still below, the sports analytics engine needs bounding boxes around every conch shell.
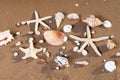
[82,15,103,27]
[44,30,66,46]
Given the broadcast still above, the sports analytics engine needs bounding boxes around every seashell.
[16,32,21,35]
[39,40,44,44]
[81,49,88,56]
[63,24,72,32]
[104,61,116,72]
[75,60,89,65]
[73,46,79,52]
[115,52,120,57]
[44,30,66,46]
[55,12,64,28]
[13,52,19,57]
[106,40,116,49]
[103,20,112,28]
[82,15,103,27]
[15,41,21,46]
[67,13,79,20]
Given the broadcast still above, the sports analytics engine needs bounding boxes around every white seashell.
[13,52,19,57]
[106,40,116,49]
[104,61,116,72]
[75,61,89,65]
[81,49,88,56]
[0,30,14,46]
[56,67,60,70]
[16,32,21,35]
[43,48,47,53]
[55,56,70,68]
[45,52,50,58]
[103,20,112,28]
[115,52,120,57]
[63,25,72,32]
[16,23,20,26]
[39,40,44,44]
[15,41,21,46]
[55,12,64,28]
[67,13,79,20]
[73,46,79,52]
[91,31,95,34]
[27,31,34,35]
[63,36,68,42]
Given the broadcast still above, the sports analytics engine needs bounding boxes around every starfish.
[17,11,52,35]
[19,37,43,59]
[70,26,110,56]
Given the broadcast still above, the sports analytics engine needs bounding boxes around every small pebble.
[49,20,52,23]
[56,67,60,70]
[39,40,44,44]
[74,40,80,46]
[15,41,21,46]
[103,20,112,28]
[106,40,116,49]
[110,35,115,39]
[75,3,79,7]
[16,23,20,26]
[115,52,120,57]
[86,2,88,5]
[73,46,79,52]
[16,32,21,35]
[104,59,107,62]
[13,52,19,57]
[62,46,66,50]
[67,13,79,20]
[91,31,95,34]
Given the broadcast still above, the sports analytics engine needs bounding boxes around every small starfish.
[70,26,110,56]
[19,37,43,59]
[17,11,52,35]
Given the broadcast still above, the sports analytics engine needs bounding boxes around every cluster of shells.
[0,11,117,72]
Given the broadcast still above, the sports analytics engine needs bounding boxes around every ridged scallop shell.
[44,30,66,46]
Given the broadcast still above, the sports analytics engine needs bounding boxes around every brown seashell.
[44,30,66,46]
[106,40,116,49]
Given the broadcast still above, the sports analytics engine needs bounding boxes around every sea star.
[19,37,43,59]
[17,11,52,35]
[70,26,110,56]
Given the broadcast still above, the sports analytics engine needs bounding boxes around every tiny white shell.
[63,36,68,42]
[81,49,88,56]
[67,13,79,20]
[39,40,44,44]
[45,52,50,58]
[13,52,19,57]
[16,32,21,35]
[28,31,34,34]
[75,61,89,65]
[115,52,120,57]
[63,25,72,32]
[43,48,47,53]
[15,41,21,46]
[75,3,79,7]
[104,61,116,72]
[62,46,66,50]
[103,20,112,28]
[73,46,79,52]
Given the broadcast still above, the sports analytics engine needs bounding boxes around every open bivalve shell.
[44,30,67,46]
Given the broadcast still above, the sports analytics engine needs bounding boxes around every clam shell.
[106,40,116,49]
[44,30,66,46]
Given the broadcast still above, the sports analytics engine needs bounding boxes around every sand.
[0,0,120,80]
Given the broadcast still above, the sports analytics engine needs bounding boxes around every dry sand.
[0,0,120,80]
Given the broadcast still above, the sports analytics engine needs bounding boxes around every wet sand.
[0,0,120,80]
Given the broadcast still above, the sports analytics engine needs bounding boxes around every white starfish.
[17,11,52,35]
[70,26,110,56]
[19,37,43,59]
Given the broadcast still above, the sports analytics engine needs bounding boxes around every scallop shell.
[44,30,66,46]
[82,15,103,27]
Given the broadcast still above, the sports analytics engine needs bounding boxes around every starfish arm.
[78,41,88,52]
[19,47,29,53]
[21,20,36,25]
[29,37,34,49]
[89,41,102,56]
[31,54,38,59]
[22,54,29,59]
[92,36,109,42]
[40,16,52,20]
[69,35,87,42]
[39,21,51,29]
[34,11,39,20]
[86,26,91,38]
[34,22,40,35]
